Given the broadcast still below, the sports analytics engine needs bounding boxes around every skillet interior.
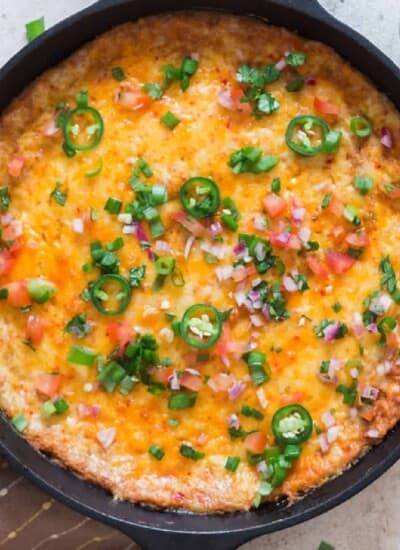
[0,1,400,548]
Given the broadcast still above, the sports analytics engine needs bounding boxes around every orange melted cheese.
[1,12,400,511]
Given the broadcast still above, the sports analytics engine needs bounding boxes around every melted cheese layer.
[1,12,400,511]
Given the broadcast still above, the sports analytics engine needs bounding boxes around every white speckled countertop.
[0,1,399,549]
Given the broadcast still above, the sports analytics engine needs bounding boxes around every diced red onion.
[305,76,316,85]
[210,221,223,236]
[273,232,291,246]
[282,276,298,293]
[366,429,379,439]
[349,407,358,419]
[96,427,116,450]
[253,214,266,231]
[256,460,267,473]
[366,323,378,334]
[250,314,264,327]
[361,386,380,401]
[185,368,200,376]
[197,432,208,446]
[227,413,240,429]
[377,361,392,376]
[350,368,359,379]
[248,290,261,302]
[220,354,231,368]
[77,403,92,418]
[234,289,247,306]
[381,127,393,149]
[43,118,60,136]
[319,433,329,453]
[233,241,248,260]
[292,207,306,223]
[327,425,340,443]
[352,312,364,338]
[216,265,234,282]
[122,224,136,235]
[228,381,246,400]
[1,214,13,225]
[91,405,101,418]
[251,277,262,287]
[321,411,336,429]
[217,89,235,110]
[159,327,174,343]
[168,370,180,391]
[323,322,341,343]
[256,387,269,409]
[200,241,226,260]
[298,227,311,244]
[275,58,287,71]
[183,235,195,260]
[155,240,172,253]
[72,218,84,234]
[262,304,270,320]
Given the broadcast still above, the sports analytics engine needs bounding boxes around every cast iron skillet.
[1,1,400,548]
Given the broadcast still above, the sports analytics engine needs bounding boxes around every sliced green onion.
[98,361,126,392]
[50,182,67,206]
[156,257,176,276]
[27,278,56,304]
[353,175,374,196]
[53,398,69,414]
[41,400,57,417]
[179,443,205,461]
[85,158,103,178]
[142,82,163,100]
[161,111,180,130]
[171,268,185,288]
[148,444,165,460]
[285,73,304,92]
[151,184,168,205]
[318,542,335,550]
[321,193,331,208]
[136,158,153,178]
[67,345,97,366]
[111,67,126,81]
[167,418,179,427]
[243,351,270,386]
[225,456,240,472]
[168,392,197,410]
[350,116,372,138]
[241,404,264,420]
[0,288,9,300]
[11,413,29,432]
[104,197,122,215]
[0,187,11,213]
[26,17,45,42]
[271,177,281,193]
[344,204,361,225]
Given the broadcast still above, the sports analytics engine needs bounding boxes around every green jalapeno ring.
[90,274,131,316]
[181,304,222,349]
[180,177,220,218]
[272,404,313,445]
[64,106,104,152]
[286,115,329,157]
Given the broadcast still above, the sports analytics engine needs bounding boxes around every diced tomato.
[244,431,267,454]
[314,96,339,115]
[0,249,14,276]
[386,332,398,347]
[217,88,252,114]
[114,84,152,111]
[269,232,290,248]
[150,367,174,384]
[26,315,45,345]
[280,392,304,405]
[7,154,25,178]
[288,234,302,250]
[306,254,329,280]
[345,232,370,248]
[36,373,61,398]
[5,281,31,307]
[331,225,346,241]
[327,195,344,217]
[263,194,287,218]
[216,324,248,357]
[173,210,207,237]
[180,372,202,391]
[208,372,235,392]
[326,251,356,274]
[106,321,133,347]
[2,220,22,241]
[360,405,375,422]
[231,264,257,283]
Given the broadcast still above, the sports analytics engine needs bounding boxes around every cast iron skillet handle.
[94,0,337,22]
[118,527,257,550]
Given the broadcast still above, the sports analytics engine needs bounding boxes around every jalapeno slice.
[181,304,222,349]
[63,107,104,154]
[90,274,131,316]
[180,177,220,218]
[286,115,329,156]
[272,404,313,445]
